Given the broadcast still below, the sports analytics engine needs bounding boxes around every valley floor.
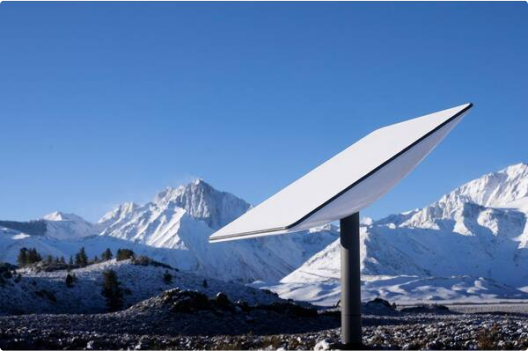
[1,305,528,350]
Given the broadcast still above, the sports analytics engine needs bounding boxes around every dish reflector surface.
[210,103,472,243]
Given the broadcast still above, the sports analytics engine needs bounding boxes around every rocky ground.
[1,290,528,350]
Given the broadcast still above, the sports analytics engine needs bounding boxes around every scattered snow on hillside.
[0,259,282,315]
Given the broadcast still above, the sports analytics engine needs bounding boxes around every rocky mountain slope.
[265,163,528,305]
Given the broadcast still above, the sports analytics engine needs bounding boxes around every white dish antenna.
[209,103,472,347]
[210,103,472,243]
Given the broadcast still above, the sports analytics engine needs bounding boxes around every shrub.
[35,289,57,303]
[163,270,173,284]
[65,273,75,288]
[116,249,134,261]
[131,255,152,266]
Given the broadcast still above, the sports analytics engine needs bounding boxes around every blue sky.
[0,2,527,222]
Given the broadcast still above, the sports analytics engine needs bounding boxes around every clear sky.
[0,2,527,222]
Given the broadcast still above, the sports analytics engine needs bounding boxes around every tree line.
[13,247,181,313]
[17,247,136,268]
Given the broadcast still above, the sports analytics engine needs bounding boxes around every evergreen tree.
[68,256,74,266]
[59,256,66,264]
[75,247,89,267]
[101,248,113,261]
[26,248,42,265]
[93,255,99,263]
[163,270,173,284]
[17,248,28,267]
[202,279,208,289]
[101,270,123,312]
[45,255,53,265]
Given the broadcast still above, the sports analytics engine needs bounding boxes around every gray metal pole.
[340,212,362,348]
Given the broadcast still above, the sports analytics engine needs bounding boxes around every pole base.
[330,343,375,351]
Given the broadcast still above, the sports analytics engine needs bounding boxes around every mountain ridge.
[2,163,528,302]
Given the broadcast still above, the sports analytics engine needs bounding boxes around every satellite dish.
[209,103,473,347]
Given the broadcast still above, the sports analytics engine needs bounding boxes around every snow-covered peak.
[152,179,251,230]
[39,211,97,240]
[152,186,180,205]
[442,163,528,208]
[43,211,87,222]
[98,202,139,228]
[308,223,338,234]
[385,163,528,229]
[96,179,337,282]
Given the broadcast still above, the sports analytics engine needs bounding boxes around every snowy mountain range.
[0,179,338,282]
[263,163,528,305]
[2,163,528,304]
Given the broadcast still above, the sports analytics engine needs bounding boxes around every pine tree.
[75,247,89,267]
[202,279,208,289]
[101,270,123,312]
[45,255,53,265]
[59,256,66,264]
[93,255,99,264]
[101,248,113,261]
[26,248,42,265]
[163,270,173,284]
[17,248,28,267]
[69,256,74,266]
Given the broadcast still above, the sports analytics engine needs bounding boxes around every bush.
[116,249,134,261]
[163,270,173,284]
[35,289,57,303]
[65,273,76,288]
[0,262,16,286]
[131,255,152,266]
[101,270,123,312]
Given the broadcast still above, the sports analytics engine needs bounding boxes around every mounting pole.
[340,212,362,348]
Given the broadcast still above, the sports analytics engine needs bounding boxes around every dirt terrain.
[1,290,528,350]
